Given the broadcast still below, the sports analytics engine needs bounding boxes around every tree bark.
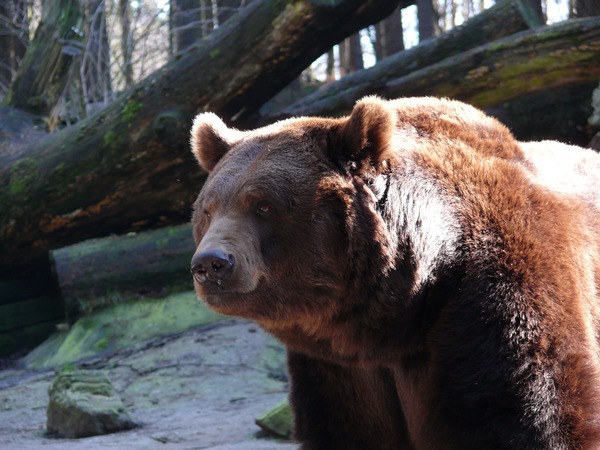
[0,0,410,276]
[270,0,542,121]
[1,0,84,116]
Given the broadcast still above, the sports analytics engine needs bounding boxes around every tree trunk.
[374,6,404,62]
[572,0,600,17]
[417,0,436,41]
[0,0,28,96]
[349,33,364,71]
[325,47,335,82]
[81,0,112,108]
[1,0,85,116]
[0,0,410,276]
[118,0,133,87]
[216,0,244,24]
[270,0,542,121]
[170,0,203,55]
[524,0,544,22]
[200,0,214,36]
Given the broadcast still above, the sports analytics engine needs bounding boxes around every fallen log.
[267,0,542,122]
[0,0,408,276]
[51,224,195,320]
[488,82,598,147]
[272,16,600,146]
[380,17,600,109]
[0,276,63,357]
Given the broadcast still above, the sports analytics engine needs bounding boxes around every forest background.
[0,0,593,125]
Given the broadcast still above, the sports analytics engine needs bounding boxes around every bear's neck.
[269,166,463,365]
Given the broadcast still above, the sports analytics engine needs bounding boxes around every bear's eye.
[255,202,272,217]
[203,209,211,219]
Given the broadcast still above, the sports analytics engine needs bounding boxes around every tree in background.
[0,0,581,115]
[339,33,364,76]
[572,0,600,17]
[0,0,28,95]
[81,0,112,112]
[373,6,404,61]
[118,0,133,86]
[417,0,436,40]
[169,0,202,54]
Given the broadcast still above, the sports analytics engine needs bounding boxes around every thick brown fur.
[190,96,600,450]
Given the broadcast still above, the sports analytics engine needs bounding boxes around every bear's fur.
[189,96,600,450]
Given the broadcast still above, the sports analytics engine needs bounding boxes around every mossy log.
[273,16,600,146]
[51,224,195,320]
[380,17,600,109]
[268,0,543,122]
[0,0,410,277]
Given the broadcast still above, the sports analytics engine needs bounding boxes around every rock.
[47,369,136,438]
[255,398,293,439]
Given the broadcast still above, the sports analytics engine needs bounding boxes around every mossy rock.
[255,398,293,439]
[47,369,135,438]
[25,291,224,369]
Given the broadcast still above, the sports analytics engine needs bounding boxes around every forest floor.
[0,294,299,450]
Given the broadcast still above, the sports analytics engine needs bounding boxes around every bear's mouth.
[193,273,225,288]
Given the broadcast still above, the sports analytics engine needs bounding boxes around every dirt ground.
[0,319,299,450]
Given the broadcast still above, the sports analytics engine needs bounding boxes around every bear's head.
[189,97,399,338]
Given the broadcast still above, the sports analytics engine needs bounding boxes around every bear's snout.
[191,248,235,285]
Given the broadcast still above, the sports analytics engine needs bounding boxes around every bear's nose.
[191,248,235,284]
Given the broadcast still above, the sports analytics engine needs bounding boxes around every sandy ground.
[0,319,299,450]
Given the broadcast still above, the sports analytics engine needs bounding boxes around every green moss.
[121,99,142,122]
[469,50,589,107]
[26,95,45,109]
[25,291,224,369]
[255,398,293,438]
[10,157,38,195]
[103,130,124,149]
[94,336,110,350]
[209,48,221,59]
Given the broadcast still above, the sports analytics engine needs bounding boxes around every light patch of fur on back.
[521,141,600,207]
[385,141,460,292]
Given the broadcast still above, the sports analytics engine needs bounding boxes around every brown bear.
[189,96,600,450]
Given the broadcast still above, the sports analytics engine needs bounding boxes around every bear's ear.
[335,96,396,171]
[190,112,244,172]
